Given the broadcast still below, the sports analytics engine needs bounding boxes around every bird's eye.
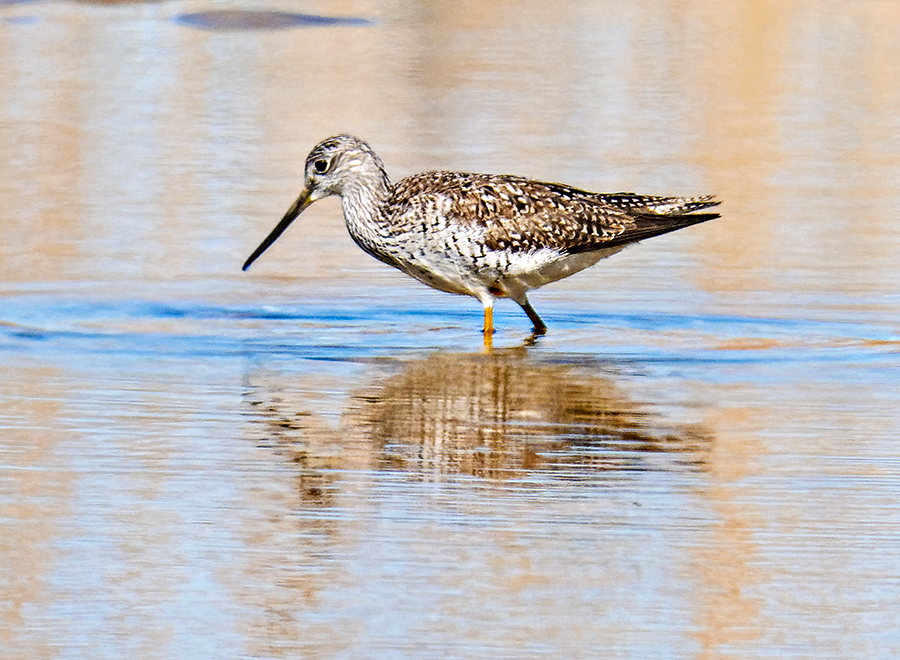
[313,158,329,174]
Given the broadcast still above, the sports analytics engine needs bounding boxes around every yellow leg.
[483,305,494,349]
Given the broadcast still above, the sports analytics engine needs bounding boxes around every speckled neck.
[339,160,394,258]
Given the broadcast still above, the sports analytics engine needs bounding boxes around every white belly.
[494,245,628,298]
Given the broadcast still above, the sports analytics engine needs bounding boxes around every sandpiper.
[243,135,720,341]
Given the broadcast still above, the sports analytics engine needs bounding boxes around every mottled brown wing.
[392,172,719,255]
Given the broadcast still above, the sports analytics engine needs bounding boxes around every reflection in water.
[236,351,715,656]
[245,350,711,484]
[360,351,711,480]
[244,384,347,511]
[175,11,373,31]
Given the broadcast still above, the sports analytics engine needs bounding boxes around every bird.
[242,134,720,342]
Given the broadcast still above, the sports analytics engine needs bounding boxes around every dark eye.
[313,158,329,174]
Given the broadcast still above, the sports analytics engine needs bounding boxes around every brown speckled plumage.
[243,134,720,339]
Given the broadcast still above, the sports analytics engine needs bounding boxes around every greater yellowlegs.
[243,135,720,340]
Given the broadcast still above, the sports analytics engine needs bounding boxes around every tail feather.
[568,201,720,255]
[598,192,721,216]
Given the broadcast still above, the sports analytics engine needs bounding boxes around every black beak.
[242,189,313,271]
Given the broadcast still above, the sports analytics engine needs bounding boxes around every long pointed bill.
[242,189,313,271]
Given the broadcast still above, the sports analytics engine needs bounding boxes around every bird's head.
[242,134,388,271]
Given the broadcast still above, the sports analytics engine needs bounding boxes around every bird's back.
[385,171,720,256]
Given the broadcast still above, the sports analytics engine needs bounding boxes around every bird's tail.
[573,195,720,252]
[599,192,720,216]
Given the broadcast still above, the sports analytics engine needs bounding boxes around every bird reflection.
[350,350,710,480]
[244,350,711,486]
[244,385,347,510]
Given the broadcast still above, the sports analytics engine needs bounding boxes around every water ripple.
[175,11,373,31]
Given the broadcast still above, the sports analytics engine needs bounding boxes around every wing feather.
[389,172,720,255]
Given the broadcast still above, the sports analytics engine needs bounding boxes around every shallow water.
[2,1,900,658]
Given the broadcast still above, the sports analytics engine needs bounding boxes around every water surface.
[2,1,899,658]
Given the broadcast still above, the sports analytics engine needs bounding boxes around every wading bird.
[243,135,720,343]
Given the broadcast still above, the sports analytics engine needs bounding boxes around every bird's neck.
[340,171,392,237]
